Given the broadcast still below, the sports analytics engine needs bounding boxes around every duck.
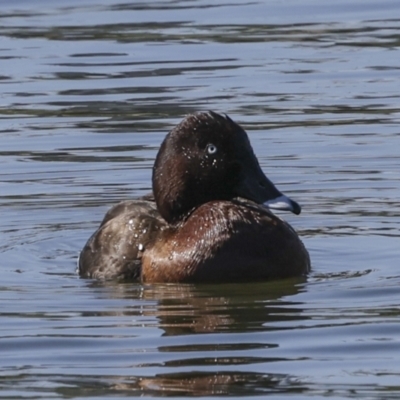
[78,111,310,283]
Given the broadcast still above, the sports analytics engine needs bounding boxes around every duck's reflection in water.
[85,279,308,395]
[143,280,307,334]
[115,371,305,396]
[88,278,307,334]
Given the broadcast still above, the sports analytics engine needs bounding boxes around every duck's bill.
[237,170,302,215]
[232,125,302,215]
[264,194,301,215]
[236,157,301,215]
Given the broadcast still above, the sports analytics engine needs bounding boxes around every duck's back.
[79,200,166,280]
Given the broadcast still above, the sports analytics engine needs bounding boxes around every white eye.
[206,144,217,155]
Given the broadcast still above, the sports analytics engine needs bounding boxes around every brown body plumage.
[79,111,310,282]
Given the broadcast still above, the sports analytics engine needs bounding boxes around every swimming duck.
[79,111,310,282]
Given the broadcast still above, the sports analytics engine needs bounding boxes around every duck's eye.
[206,144,217,155]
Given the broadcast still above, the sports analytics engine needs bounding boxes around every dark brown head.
[153,111,300,223]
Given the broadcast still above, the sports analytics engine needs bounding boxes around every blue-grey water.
[1,0,400,398]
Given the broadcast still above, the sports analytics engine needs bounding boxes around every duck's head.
[153,111,301,224]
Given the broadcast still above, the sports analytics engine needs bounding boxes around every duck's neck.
[152,141,191,224]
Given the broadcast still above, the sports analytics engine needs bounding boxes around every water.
[1,0,400,398]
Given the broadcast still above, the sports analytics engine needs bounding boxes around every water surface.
[1,0,400,398]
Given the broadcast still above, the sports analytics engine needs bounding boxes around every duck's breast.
[141,200,310,283]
